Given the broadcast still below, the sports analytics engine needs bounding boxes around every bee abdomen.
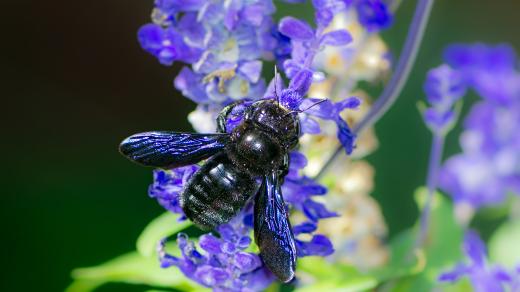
[181,153,259,230]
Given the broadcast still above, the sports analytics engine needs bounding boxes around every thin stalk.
[416,133,445,247]
[314,0,435,180]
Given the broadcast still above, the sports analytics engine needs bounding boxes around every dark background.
[1,1,519,291]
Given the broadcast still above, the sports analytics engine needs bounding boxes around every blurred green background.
[2,0,519,291]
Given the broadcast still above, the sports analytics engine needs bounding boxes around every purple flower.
[139,0,279,107]
[438,43,520,211]
[293,221,335,257]
[278,14,352,80]
[299,97,360,154]
[148,166,199,216]
[276,10,359,155]
[444,43,520,105]
[138,24,202,66]
[439,230,511,292]
[439,100,520,209]
[421,64,466,134]
[355,0,393,32]
[138,1,363,289]
[159,209,276,291]
[512,265,520,292]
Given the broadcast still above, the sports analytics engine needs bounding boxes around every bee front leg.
[216,100,246,133]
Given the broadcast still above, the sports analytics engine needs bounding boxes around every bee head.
[244,99,300,150]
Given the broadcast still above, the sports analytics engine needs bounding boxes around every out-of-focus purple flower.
[440,101,520,209]
[355,0,393,32]
[439,44,520,211]
[439,230,511,292]
[159,209,276,291]
[444,43,520,105]
[148,166,199,216]
[421,64,466,134]
[512,265,520,292]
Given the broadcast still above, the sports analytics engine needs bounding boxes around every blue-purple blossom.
[439,230,511,292]
[140,0,362,289]
[512,265,520,292]
[158,209,275,291]
[439,44,520,210]
[138,23,203,66]
[148,166,199,216]
[444,43,520,105]
[277,13,359,154]
[421,64,466,134]
[355,0,393,32]
[139,0,278,106]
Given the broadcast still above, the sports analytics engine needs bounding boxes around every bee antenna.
[274,66,280,107]
[283,99,328,117]
[299,98,328,113]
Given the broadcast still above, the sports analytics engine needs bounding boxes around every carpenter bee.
[119,97,313,282]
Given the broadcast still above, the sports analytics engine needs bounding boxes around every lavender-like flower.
[277,6,358,154]
[355,0,393,32]
[416,64,466,247]
[439,44,520,222]
[148,166,199,217]
[422,64,466,135]
[439,230,512,292]
[139,0,362,289]
[158,209,276,291]
[139,0,277,107]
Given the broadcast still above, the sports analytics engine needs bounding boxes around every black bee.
[119,98,302,282]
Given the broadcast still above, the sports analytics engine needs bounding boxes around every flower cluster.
[439,230,513,292]
[438,44,520,216]
[422,64,466,135]
[139,0,277,109]
[158,209,276,291]
[135,0,397,290]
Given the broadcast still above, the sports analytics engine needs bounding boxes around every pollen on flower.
[203,66,238,93]
[151,8,171,26]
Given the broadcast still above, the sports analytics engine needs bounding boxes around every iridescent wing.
[254,172,297,283]
[119,131,230,168]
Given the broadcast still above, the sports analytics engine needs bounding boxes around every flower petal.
[278,17,315,40]
[336,116,356,155]
[296,234,334,257]
[302,199,337,222]
[320,30,353,46]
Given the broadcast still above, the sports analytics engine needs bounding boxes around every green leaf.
[391,187,464,291]
[489,219,520,268]
[137,212,192,257]
[371,229,426,282]
[66,249,202,292]
[295,257,378,292]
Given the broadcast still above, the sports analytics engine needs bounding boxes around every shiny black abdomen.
[181,152,259,230]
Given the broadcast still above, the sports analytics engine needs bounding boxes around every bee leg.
[279,154,290,181]
[217,100,246,133]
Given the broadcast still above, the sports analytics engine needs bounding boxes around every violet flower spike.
[439,44,520,220]
[439,230,512,292]
[137,1,362,289]
[416,64,466,247]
